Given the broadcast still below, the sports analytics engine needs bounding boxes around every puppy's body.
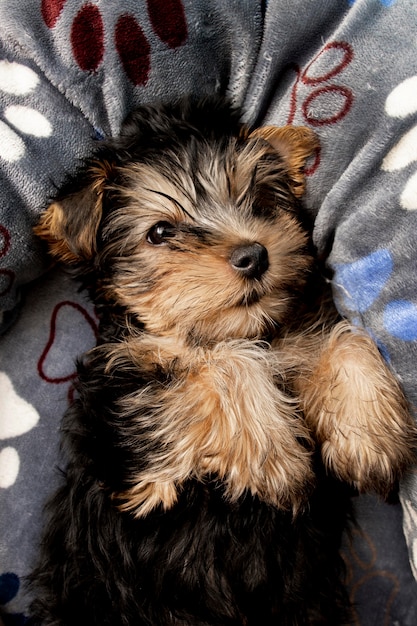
[29,97,415,625]
[33,348,349,626]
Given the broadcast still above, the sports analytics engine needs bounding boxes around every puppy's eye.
[146,221,176,245]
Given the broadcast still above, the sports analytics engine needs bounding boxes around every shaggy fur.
[28,97,416,625]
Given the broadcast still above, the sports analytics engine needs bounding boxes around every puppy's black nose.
[230,243,269,279]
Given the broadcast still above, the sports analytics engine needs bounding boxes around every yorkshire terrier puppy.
[29,96,415,625]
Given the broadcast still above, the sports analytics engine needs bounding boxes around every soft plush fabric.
[1,0,416,622]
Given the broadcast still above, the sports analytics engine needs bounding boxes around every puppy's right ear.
[249,126,319,198]
[34,160,114,264]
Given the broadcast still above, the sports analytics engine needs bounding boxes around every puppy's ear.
[250,126,319,197]
[34,161,114,264]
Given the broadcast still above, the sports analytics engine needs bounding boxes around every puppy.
[28,96,415,625]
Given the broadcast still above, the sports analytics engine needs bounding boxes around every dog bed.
[1,1,416,623]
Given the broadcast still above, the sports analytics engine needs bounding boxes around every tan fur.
[106,336,313,516]
[95,135,313,344]
[34,117,416,516]
[250,125,320,197]
[105,199,310,342]
[34,160,113,263]
[288,322,416,494]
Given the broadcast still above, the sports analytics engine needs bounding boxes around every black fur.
[29,352,351,625]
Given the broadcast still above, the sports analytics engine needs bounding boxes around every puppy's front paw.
[218,420,314,515]
[236,439,314,514]
[301,323,416,494]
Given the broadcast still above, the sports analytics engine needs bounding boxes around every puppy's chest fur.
[88,333,311,517]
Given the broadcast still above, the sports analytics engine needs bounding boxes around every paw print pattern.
[287,41,354,128]
[70,3,105,74]
[0,60,54,314]
[0,301,97,489]
[0,1,188,159]
[37,301,98,384]
[285,41,354,175]
[333,250,417,350]
[332,79,417,349]
[0,572,26,625]
[37,300,98,403]
[333,249,393,315]
[0,372,40,489]
[349,0,396,5]
[0,60,52,163]
[343,526,400,626]
[42,0,188,86]
[382,75,417,211]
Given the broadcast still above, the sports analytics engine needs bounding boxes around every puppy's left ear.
[250,126,319,197]
[34,161,114,264]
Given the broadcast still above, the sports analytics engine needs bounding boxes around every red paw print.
[287,41,354,127]
[38,300,98,402]
[285,41,354,175]
[342,526,400,625]
[41,0,188,86]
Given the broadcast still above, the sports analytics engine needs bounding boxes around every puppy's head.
[35,98,319,343]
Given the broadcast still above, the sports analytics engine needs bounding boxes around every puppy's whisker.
[145,188,195,221]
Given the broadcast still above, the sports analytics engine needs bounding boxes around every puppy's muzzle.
[230,243,269,280]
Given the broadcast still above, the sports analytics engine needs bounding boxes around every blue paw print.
[334,249,393,314]
[0,572,27,625]
[384,301,417,341]
[349,0,396,6]
[333,248,417,347]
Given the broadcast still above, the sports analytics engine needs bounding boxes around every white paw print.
[381,75,417,210]
[0,371,40,488]
[0,60,52,162]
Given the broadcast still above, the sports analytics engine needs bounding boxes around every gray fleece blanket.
[1,0,417,622]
